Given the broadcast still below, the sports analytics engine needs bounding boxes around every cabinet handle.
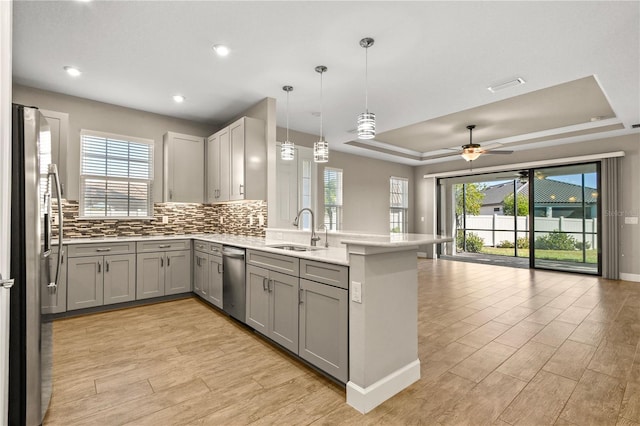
[268,279,273,293]
[96,248,111,252]
[97,261,101,273]
[160,257,164,267]
[158,244,171,248]
[239,184,244,195]
[167,257,170,267]
[262,277,268,291]
[218,263,223,274]
[196,257,200,267]
[299,288,304,304]
[105,261,109,272]
[169,190,173,200]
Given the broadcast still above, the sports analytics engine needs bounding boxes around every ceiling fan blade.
[420,151,462,160]
[483,150,513,155]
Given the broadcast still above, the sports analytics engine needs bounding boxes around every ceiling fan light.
[314,139,329,163]
[461,147,482,162]
[357,111,376,139]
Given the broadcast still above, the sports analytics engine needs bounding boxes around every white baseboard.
[620,272,640,282]
[417,251,427,258]
[346,359,420,414]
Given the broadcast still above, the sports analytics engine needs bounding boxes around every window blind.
[80,131,154,218]
[390,177,409,233]
[324,167,343,231]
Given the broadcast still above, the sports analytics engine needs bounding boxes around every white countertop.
[340,233,454,248]
[62,233,350,266]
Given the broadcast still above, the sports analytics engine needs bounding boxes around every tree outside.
[502,192,529,216]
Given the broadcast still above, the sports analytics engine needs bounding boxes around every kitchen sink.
[267,244,321,252]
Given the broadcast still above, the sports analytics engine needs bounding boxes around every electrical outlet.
[625,216,639,225]
[352,281,362,303]
[219,216,224,225]
[249,215,254,226]
[161,216,169,224]
[52,214,59,226]
[258,214,264,226]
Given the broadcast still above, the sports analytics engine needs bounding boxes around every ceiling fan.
[459,125,513,162]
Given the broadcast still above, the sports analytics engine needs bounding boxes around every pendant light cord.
[286,90,290,142]
[365,46,369,113]
[320,71,324,139]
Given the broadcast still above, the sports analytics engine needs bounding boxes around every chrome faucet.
[293,208,321,246]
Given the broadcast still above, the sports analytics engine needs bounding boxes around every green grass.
[478,247,597,264]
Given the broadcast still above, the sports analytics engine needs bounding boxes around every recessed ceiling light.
[488,77,525,93]
[212,44,230,57]
[63,66,81,77]
[173,95,185,103]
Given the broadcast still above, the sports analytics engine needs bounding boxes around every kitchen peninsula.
[54,231,452,413]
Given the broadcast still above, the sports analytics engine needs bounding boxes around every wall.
[12,85,219,202]
[275,127,415,234]
[414,133,640,278]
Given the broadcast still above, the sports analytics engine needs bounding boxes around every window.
[324,167,342,231]
[80,130,154,218]
[390,177,408,233]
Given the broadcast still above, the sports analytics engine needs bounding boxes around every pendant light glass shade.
[314,65,329,163]
[460,125,482,162]
[357,37,376,140]
[281,85,295,160]
[314,139,329,163]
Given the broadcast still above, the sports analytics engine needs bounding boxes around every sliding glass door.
[531,163,600,274]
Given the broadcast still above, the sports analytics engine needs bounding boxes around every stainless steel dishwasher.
[222,246,246,322]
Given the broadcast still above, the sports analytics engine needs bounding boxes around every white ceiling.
[12,1,640,166]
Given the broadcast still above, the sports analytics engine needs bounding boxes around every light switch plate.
[161,215,169,224]
[625,216,639,225]
[352,281,362,303]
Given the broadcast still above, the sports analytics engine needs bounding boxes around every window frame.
[390,176,409,233]
[324,167,343,231]
[79,129,155,220]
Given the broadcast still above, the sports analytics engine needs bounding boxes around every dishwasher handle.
[222,247,245,259]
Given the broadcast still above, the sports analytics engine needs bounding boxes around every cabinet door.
[103,254,136,305]
[40,109,69,197]
[229,119,245,201]
[268,270,299,353]
[164,132,205,202]
[165,250,191,295]
[207,128,230,203]
[207,254,223,308]
[245,264,270,335]
[299,279,348,383]
[42,246,67,314]
[136,252,165,300]
[67,256,103,310]
[193,251,208,298]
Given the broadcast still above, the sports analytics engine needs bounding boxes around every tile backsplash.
[53,199,267,238]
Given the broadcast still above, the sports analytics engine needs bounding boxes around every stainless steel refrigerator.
[9,104,63,425]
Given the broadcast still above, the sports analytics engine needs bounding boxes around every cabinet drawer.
[136,239,191,253]
[67,242,135,257]
[300,259,348,290]
[247,249,299,276]
[193,240,223,255]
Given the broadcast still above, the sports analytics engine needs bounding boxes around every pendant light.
[461,125,482,162]
[357,37,375,139]
[314,65,329,163]
[281,85,295,160]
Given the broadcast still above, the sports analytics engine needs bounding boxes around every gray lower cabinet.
[246,264,299,353]
[193,242,223,309]
[67,252,136,310]
[299,278,349,383]
[43,246,67,314]
[136,245,191,300]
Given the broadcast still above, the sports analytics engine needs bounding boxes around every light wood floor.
[44,259,640,425]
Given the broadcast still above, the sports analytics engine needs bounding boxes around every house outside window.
[390,176,408,233]
[79,130,154,218]
[324,167,342,231]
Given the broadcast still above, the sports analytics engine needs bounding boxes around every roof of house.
[481,179,597,206]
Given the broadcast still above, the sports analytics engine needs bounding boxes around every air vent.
[488,77,525,93]
[632,123,640,128]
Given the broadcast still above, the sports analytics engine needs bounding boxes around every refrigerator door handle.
[0,273,15,289]
[48,164,64,288]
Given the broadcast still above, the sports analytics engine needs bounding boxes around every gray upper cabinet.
[136,240,192,300]
[42,245,67,314]
[67,242,136,311]
[163,132,205,202]
[206,117,266,203]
